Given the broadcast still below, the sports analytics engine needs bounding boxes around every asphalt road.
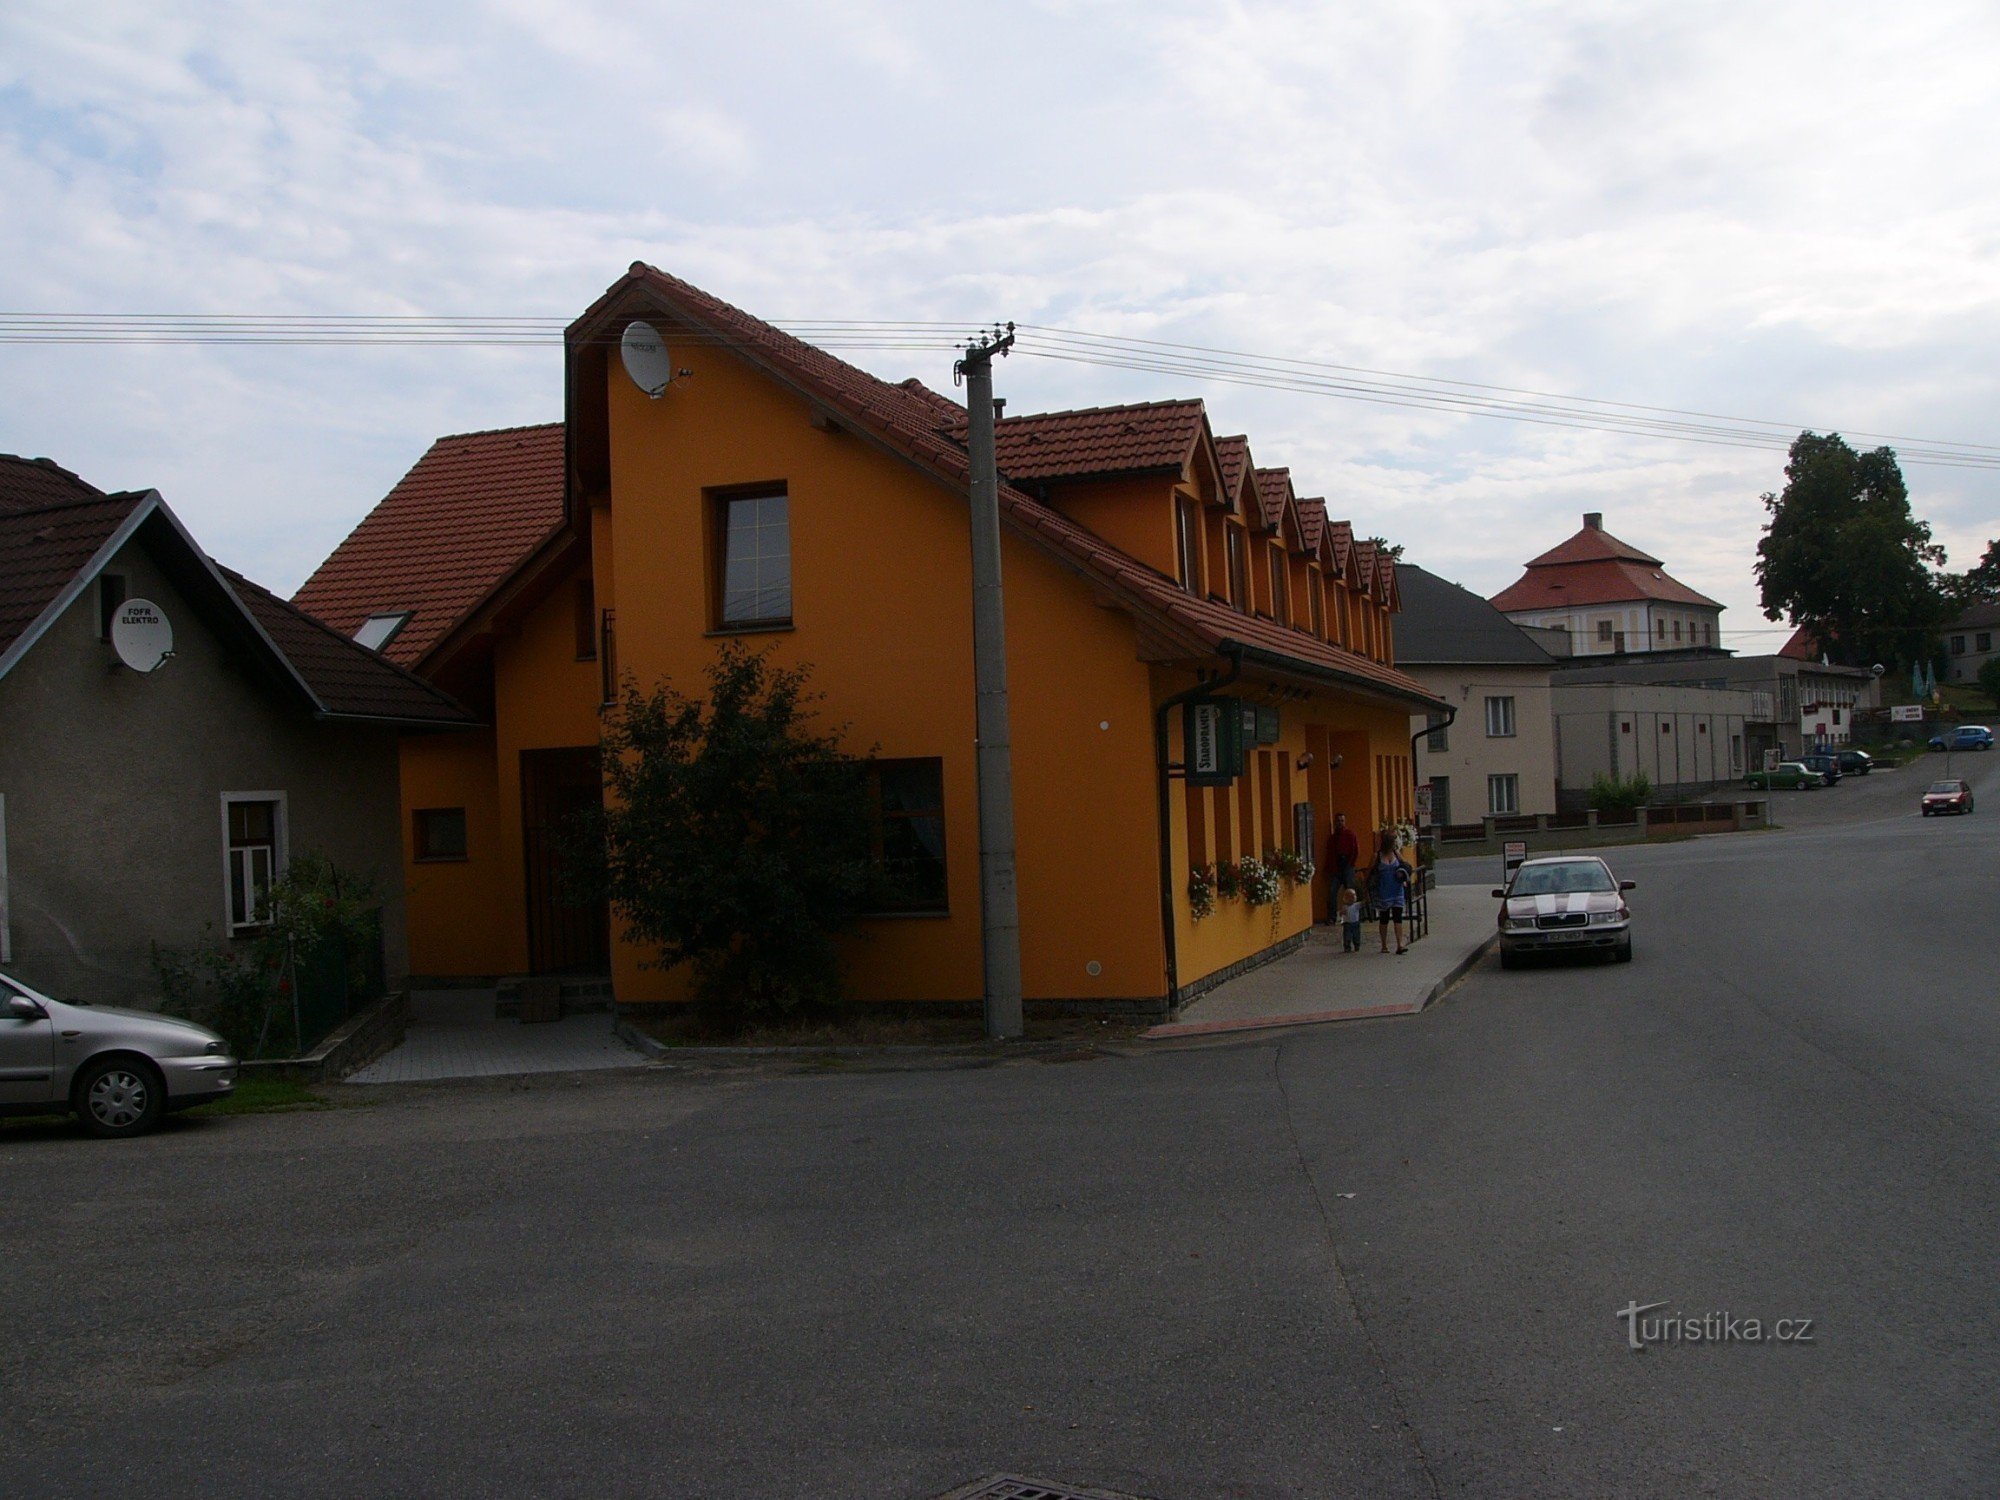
[4,752,1995,1499]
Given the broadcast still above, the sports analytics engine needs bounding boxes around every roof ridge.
[0,491,144,521]
[432,420,564,444]
[994,396,1207,424]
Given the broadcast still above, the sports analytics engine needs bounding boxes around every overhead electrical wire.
[2,312,1995,470]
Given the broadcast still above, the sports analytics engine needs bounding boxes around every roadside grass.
[1,1075,340,1134]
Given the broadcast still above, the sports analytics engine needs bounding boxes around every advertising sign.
[1890,704,1924,723]
[1183,699,1243,787]
[109,599,174,673]
[1415,782,1433,828]
[1503,839,1528,880]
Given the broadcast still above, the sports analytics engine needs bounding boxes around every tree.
[1365,536,1406,560]
[586,643,878,1029]
[1754,432,1951,671]
[1941,538,2000,607]
[1979,656,2000,709]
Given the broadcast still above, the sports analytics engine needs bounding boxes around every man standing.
[1329,813,1360,900]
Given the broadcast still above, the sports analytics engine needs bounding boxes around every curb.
[1138,930,1499,1041]
[613,1019,1105,1067]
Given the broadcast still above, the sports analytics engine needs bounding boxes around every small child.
[1339,886,1363,952]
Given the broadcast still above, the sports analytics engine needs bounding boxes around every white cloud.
[0,0,1994,627]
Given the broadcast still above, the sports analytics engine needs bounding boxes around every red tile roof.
[1525,516,1661,569]
[291,423,566,669]
[587,265,1441,711]
[0,493,138,662]
[1490,558,1722,612]
[1296,497,1326,553]
[1214,434,1252,499]
[0,454,106,512]
[1251,467,1292,532]
[978,399,1207,482]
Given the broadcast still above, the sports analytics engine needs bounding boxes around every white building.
[1490,513,1724,657]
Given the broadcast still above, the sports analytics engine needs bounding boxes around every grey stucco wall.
[0,539,408,1005]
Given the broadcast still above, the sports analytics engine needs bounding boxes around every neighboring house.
[1942,602,2000,686]
[0,455,467,1005]
[1395,564,1559,825]
[1548,681,1760,809]
[1491,512,1725,656]
[294,265,1445,1013]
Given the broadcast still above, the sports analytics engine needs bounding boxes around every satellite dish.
[111,598,174,673]
[620,321,674,399]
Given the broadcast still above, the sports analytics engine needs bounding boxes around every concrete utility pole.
[957,326,1024,1041]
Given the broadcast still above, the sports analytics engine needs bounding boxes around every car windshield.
[1511,862,1615,895]
[1927,781,1964,794]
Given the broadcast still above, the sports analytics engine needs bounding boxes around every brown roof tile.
[1490,558,1722,612]
[0,494,139,662]
[1296,497,1327,554]
[0,454,107,512]
[291,422,566,668]
[973,399,1207,482]
[1250,467,1293,532]
[1214,434,1252,498]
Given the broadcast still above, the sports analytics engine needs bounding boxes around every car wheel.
[1613,936,1633,963]
[74,1056,165,1139]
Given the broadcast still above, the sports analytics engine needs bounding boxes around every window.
[599,609,618,704]
[866,759,947,913]
[1979,633,1993,653]
[1429,776,1451,827]
[1484,696,1517,738]
[1673,619,1683,642]
[1598,620,1614,643]
[1225,527,1248,609]
[353,612,411,652]
[716,490,792,628]
[1175,499,1199,593]
[221,794,286,934]
[1309,573,1325,637]
[1950,635,1965,654]
[414,807,468,862]
[98,574,127,638]
[1488,774,1519,815]
[1704,622,1714,644]
[1655,619,1664,640]
[574,580,597,660]
[1268,544,1289,623]
[1425,713,1449,752]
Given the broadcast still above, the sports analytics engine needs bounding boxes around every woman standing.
[1369,836,1412,955]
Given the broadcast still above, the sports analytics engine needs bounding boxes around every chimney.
[1583,512,1603,530]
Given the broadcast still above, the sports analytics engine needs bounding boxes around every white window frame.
[220,791,288,935]
[353,612,411,652]
[1488,774,1520,815]
[1484,695,1517,738]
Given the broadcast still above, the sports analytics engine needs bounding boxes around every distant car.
[1929,726,1993,751]
[1797,752,1843,785]
[0,971,236,1137]
[1834,749,1873,774]
[1921,779,1974,816]
[1746,762,1824,791]
[1493,855,1634,967]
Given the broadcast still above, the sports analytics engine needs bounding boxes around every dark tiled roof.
[0,494,139,661]
[0,454,107,512]
[1214,434,1252,498]
[973,399,1207,482]
[291,422,566,668]
[1251,467,1292,532]
[1395,564,1557,666]
[223,568,468,724]
[1296,497,1327,554]
[591,265,1441,711]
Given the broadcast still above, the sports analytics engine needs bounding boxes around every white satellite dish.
[620,320,674,399]
[110,598,174,673]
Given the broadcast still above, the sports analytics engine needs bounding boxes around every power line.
[2,312,1996,469]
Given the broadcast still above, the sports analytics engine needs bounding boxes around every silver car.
[1493,855,1635,967]
[1,970,237,1137]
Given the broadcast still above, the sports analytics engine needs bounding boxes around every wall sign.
[1183,698,1244,787]
[110,599,174,673]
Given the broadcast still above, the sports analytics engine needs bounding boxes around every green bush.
[1978,657,2000,709]
[1588,771,1654,812]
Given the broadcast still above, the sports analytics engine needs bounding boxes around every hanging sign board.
[110,599,174,673]
[1183,698,1243,787]
[1415,782,1434,828]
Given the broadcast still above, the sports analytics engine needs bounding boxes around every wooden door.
[520,747,610,975]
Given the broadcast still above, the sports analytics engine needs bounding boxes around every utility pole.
[957,325,1024,1041]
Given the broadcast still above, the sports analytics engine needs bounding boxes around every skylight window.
[353,612,411,652]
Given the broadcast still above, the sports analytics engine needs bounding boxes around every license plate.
[1545,931,1589,943]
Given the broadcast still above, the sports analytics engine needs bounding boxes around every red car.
[1921,779,1974,816]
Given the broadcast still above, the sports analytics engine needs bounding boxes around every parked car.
[1929,726,1994,751]
[1834,749,1873,774]
[0,970,236,1137]
[1921,779,1975,816]
[1492,855,1635,967]
[1797,752,1843,785]
[1746,762,1825,791]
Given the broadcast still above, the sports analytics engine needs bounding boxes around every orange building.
[296,266,1444,1014]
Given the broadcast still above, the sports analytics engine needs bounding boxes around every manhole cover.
[934,1477,1151,1500]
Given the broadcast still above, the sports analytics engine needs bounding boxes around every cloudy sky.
[4,0,1997,645]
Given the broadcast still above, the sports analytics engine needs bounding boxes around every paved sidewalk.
[347,989,647,1084]
[1144,884,1497,1039]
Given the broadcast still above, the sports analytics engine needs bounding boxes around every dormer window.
[1268,544,1289,625]
[353,612,411,652]
[1225,528,1248,610]
[1174,498,1200,593]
